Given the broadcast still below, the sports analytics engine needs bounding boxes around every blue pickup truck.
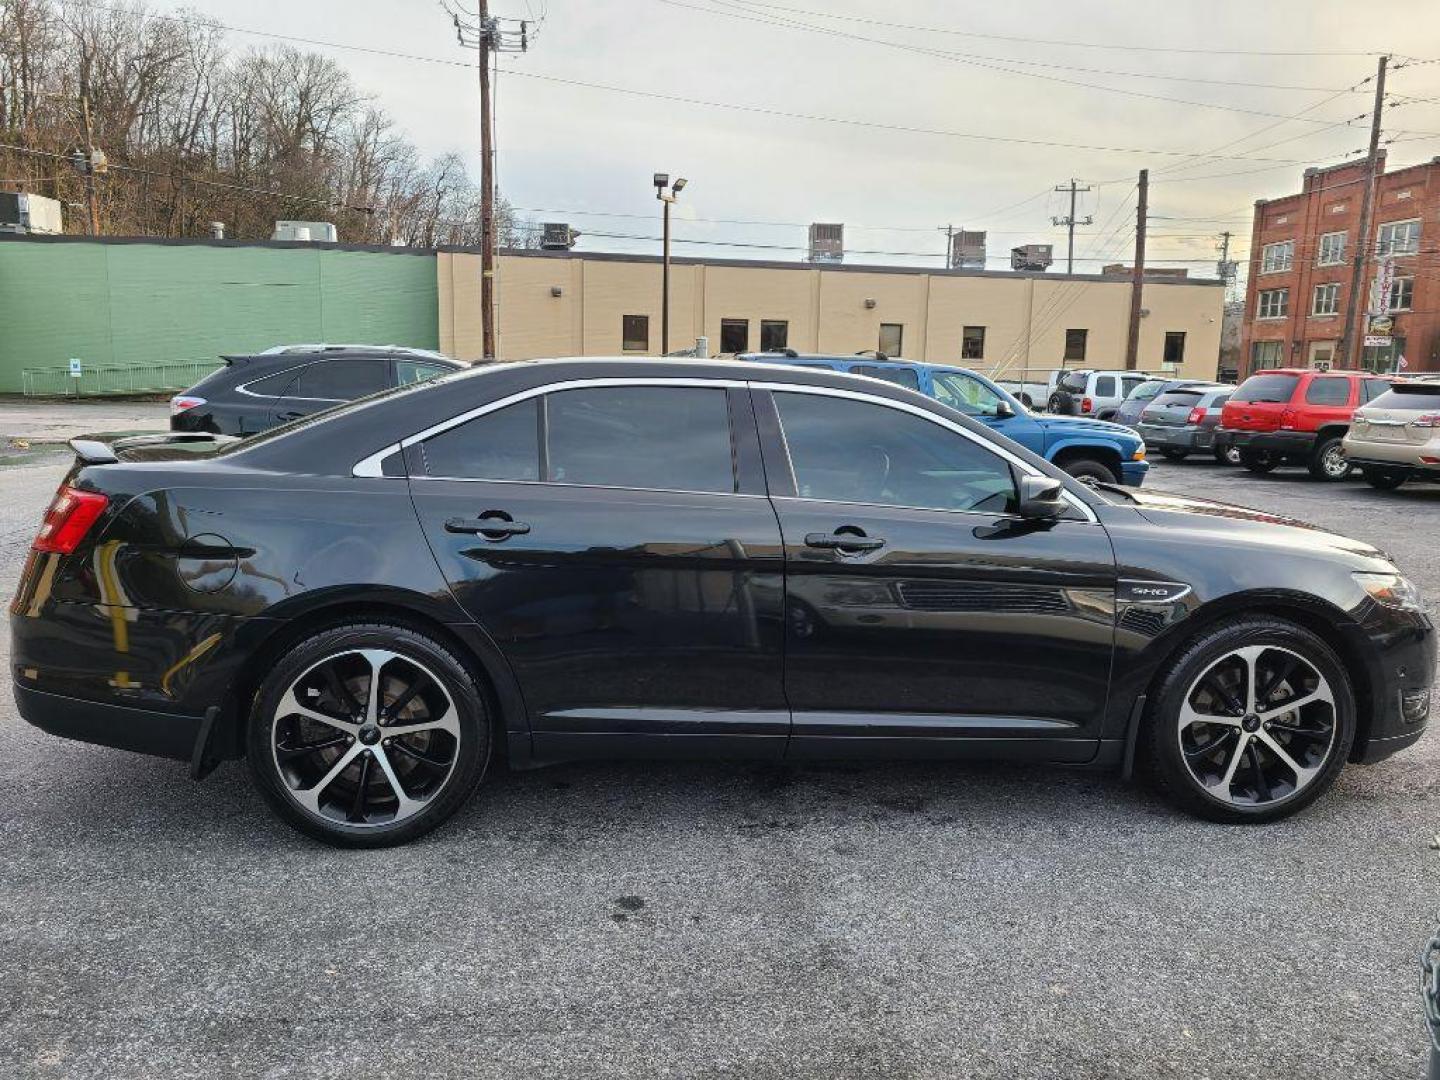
[738,352,1148,486]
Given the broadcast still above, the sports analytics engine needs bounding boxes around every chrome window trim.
[352,375,1100,524]
[236,356,389,403]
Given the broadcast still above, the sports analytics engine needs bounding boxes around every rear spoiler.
[69,432,239,465]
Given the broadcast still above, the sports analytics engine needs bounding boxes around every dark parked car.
[1134,385,1234,462]
[1114,378,1217,430]
[14,358,1434,846]
[170,347,464,435]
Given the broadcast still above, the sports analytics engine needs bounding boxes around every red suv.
[1215,368,1393,480]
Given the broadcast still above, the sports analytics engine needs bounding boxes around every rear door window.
[287,359,389,401]
[851,364,920,389]
[1232,374,1300,403]
[545,386,735,493]
[421,398,541,480]
[1304,377,1351,406]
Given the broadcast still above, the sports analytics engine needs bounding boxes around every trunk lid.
[1221,372,1301,432]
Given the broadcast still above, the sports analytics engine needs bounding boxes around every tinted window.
[288,359,389,400]
[244,367,302,397]
[774,392,1016,514]
[1232,374,1300,403]
[932,372,1005,417]
[1094,375,1116,397]
[1153,390,1205,408]
[546,387,734,493]
[1207,393,1231,408]
[1368,387,1440,411]
[852,364,920,389]
[1363,378,1392,402]
[397,360,452,385]
[1304,378,1350,406]
[1130,380,1166,401]
[422,398,540,481]
[1058,371,1088,393]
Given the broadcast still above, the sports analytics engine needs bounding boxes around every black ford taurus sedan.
[12,359,1434,846]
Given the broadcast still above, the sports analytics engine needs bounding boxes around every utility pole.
[452,5,529,361]
[1124,168,1148,371]
[1338,54,1388,371]
[942,223,954,269]
[1217,230,1237,299]
[80,93,100,236]
[1052,179,1092,275]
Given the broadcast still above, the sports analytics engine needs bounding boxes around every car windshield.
[1368,385,1440,410]
[1231,373,1300,404]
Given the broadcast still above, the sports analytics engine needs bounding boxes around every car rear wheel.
[1142,617,1354,823]
[1363,466,1408,491]
[1240,449,1277,474]
[1058,457,1116,484]
[1308,435,1353,481]
[1213,444,1242,466]
[1160,448,1189,461]
[247,622,491,847]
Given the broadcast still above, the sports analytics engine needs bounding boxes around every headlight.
[1132,443,1147,461]
[1355,572,1424,612]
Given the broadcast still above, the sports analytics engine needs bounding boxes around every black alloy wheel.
[1143,617,1354,823]
[247,622,491,847]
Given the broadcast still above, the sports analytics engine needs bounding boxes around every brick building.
[1240,152,1440,377]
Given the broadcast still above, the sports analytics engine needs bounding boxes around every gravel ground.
[1,455,1438,1079]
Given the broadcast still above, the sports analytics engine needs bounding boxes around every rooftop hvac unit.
[809,222,844,264]
[273,220,338,243]
[0,192,63,235]
[952,229,986,270]
[1010,243,1054,271]
[540,222,579,250]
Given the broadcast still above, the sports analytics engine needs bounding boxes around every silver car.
[1135,384,1234,463]
[1343,380,1440,490]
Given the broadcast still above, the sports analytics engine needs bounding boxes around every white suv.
[1046,369,1151,419]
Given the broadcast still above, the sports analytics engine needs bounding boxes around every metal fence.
[21,359,223,398]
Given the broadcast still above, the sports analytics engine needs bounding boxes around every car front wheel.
[1058,457,1116,484]
[1142,617,1354,823]
[247,622,492,847]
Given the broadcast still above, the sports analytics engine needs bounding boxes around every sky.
[172,0,1440,277]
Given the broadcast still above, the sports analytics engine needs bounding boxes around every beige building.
[438,249,1225,381]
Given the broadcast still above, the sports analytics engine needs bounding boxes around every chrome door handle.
[804,531,885,553]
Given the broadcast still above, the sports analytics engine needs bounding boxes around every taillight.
[1187,406,1206,425]
[33,486,109,554]
[1081,396,1094,414]
[1279,407,1298,430]
[170,395,205,416]
[1412,413,1440,429]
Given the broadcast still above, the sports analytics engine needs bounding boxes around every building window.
[1163,331,1186,366]
[1063,328,1088,362]
[759,319,789,352]
[1260,240,1294,273]
[1389,277,1414,312]
[1251,341,1284,370]
[878,323,904,356]
[1312,283,1340,316]
[1376,219,1421,256]
[1257,289,1288,319]
[961,325,986,360]
[720,318,749,354]
[622,315,649,352]
[1317,232,1346,266]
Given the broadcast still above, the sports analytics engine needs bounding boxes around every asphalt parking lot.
[2,453,1438,1079]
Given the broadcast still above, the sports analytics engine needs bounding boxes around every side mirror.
[1017,475,1065,520]
[994,400,1015,419]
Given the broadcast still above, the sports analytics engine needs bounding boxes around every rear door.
[755,385,1116,761]
[1299,374,1358,433]
[408,380,788,760]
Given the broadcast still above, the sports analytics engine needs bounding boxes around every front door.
[755,386,1117,761]
[408,382,788,760]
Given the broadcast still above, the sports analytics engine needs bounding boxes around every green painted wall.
[0,240,441,393]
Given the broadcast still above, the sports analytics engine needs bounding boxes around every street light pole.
[654,173,686,354]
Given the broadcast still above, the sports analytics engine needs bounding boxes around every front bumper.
[1119,460,1149,486]
[1214,428,1317,457]
[1351,603,1437,764]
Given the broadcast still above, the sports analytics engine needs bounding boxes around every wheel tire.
[1160,448,1189,461]
[1048,391,1075,416]
[1240,449,1277,474]
[1364,466,1408,491]
[1019,393,1034,410]
[1308,435,1353,481]
[1141,616,1355,824]
[1059,457,1116,484]
[247,621,492,847]
[1213,444,1242,466]
[1096,409,1117,422]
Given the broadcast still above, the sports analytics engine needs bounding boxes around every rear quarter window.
[1058,372,1088,393]
[1232,374,1300,403]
